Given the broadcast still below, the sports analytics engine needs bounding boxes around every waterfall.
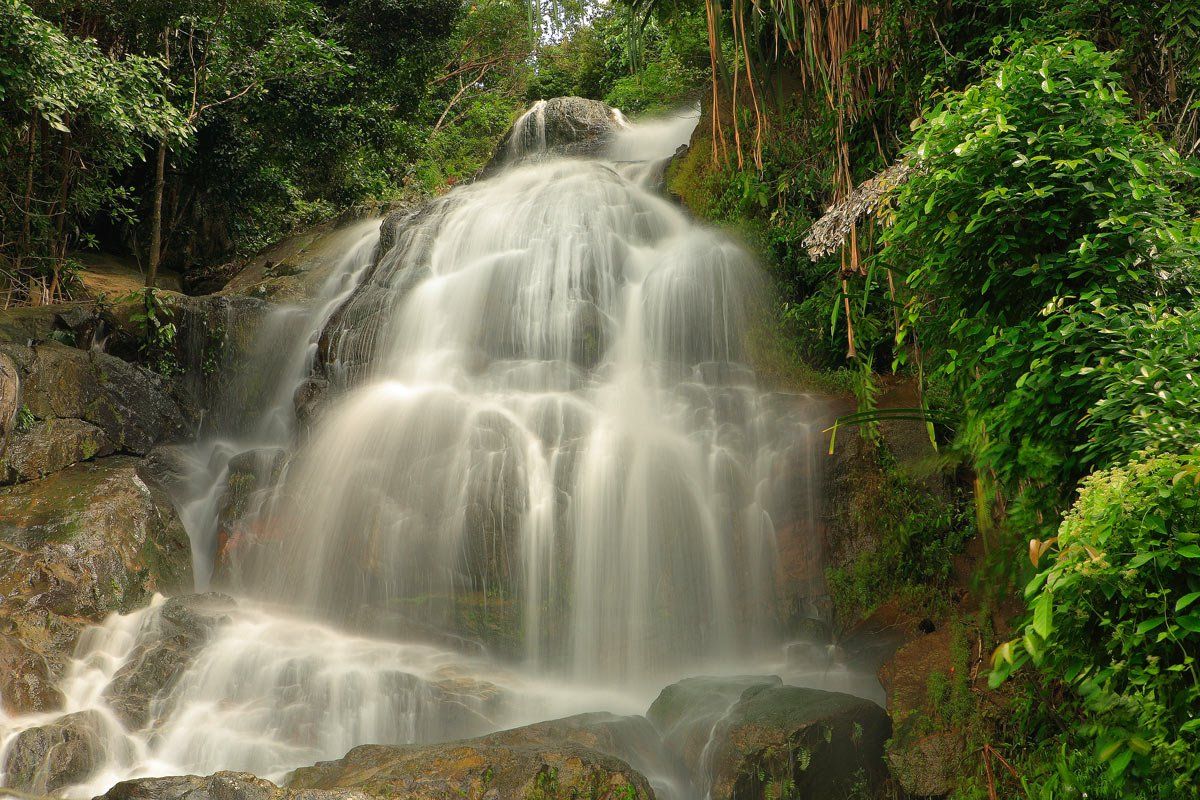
[0,104,834,797]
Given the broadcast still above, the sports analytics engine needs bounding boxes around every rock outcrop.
[286,720,656,800]
[97,771,373,800]
[649,676,891,800]
[0,341,184,462]
[487,97,626,172]
[1,709,116,793]
[0,458,192,714]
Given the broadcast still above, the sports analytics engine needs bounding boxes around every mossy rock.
[649,676,891,800]
[286,720,656,800]
[0,457,193,714]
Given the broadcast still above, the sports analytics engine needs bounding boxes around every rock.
[484,713,687,798]
[0,627,65,713]
[2,710,112,793]
[138,443,198,497]
[286,723,656,800]
[293,376,329,432]
[0,341,185,455]
[104,593,237,729]
[1,351,19,449]
[0,457,192,619]
[487,97,626,172]
[0,457,193,714]
[877,626,970,797]
[648,676,891,800]
[97,771,373,800]
[219,216,384,303]
[647,675,783,773]
[2,417,113,484]
[0,302,95,346]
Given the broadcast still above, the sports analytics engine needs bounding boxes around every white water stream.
[0,105,875,799]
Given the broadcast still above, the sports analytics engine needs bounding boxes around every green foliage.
[827,460,974,621]
[1084,305,1200,463]
[993,453,1200,796]
[14,405,35,434]
[121,288,179,376]
[881,38,1199,530]
[0,0,188,300]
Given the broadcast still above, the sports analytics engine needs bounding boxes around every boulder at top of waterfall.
[648,676,891,800]
[104,593,237,730]
[486,97,625,172]
[2,709,113,794]
[97,771,375,800]
[0,457,192,714]
[286,725,656,800]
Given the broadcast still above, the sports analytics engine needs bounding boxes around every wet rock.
[0,457,193,714]
[97,771,373,800]
[486,713,687,797]
[487,97,626,172]
[648,675,784,771]
[0,341,185,455]
[649,676,891,800]
[2,417,113,484]
[1,350,19,481]
[138,443,197,497]
[219,216,383,303]
[104,593,237,729]
[0,457,192,618]
[2,710,111,793]
[877,626,969,797]
[0,626,65,713]
[294,376,329,431]
[286,724,655,800]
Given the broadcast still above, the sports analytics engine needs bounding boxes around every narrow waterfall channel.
[0,105,879,799]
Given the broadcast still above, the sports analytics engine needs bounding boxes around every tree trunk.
[146,140,167,289]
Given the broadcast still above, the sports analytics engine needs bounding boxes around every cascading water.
[0,105,853,799]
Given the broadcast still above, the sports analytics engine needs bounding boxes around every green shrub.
[880,37,1199,530]
[1084,305,1200,463]
[993,452,1200,795]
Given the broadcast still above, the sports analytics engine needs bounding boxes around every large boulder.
[487,97,626,172]
[97,771,372,800]
[483,713,686,799]
[0,457,193,714]
[103,593,237,729]
[2,417,113,484]
[0,341,184,456]
[1,709,118,793]
[286,722,656,800]
[648,676,891,800]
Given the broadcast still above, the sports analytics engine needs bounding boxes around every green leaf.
[1032,592,1053,639]
[1177,592,1200,613]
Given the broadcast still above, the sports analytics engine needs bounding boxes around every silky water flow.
[0,106,876,799]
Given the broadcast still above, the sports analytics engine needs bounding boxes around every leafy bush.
[827,462,975,621]
[1084,305,1200,462]
[993,452,1200,795]
[880,38,1199,529]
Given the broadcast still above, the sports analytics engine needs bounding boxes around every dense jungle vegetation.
[3,0,1200,797]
